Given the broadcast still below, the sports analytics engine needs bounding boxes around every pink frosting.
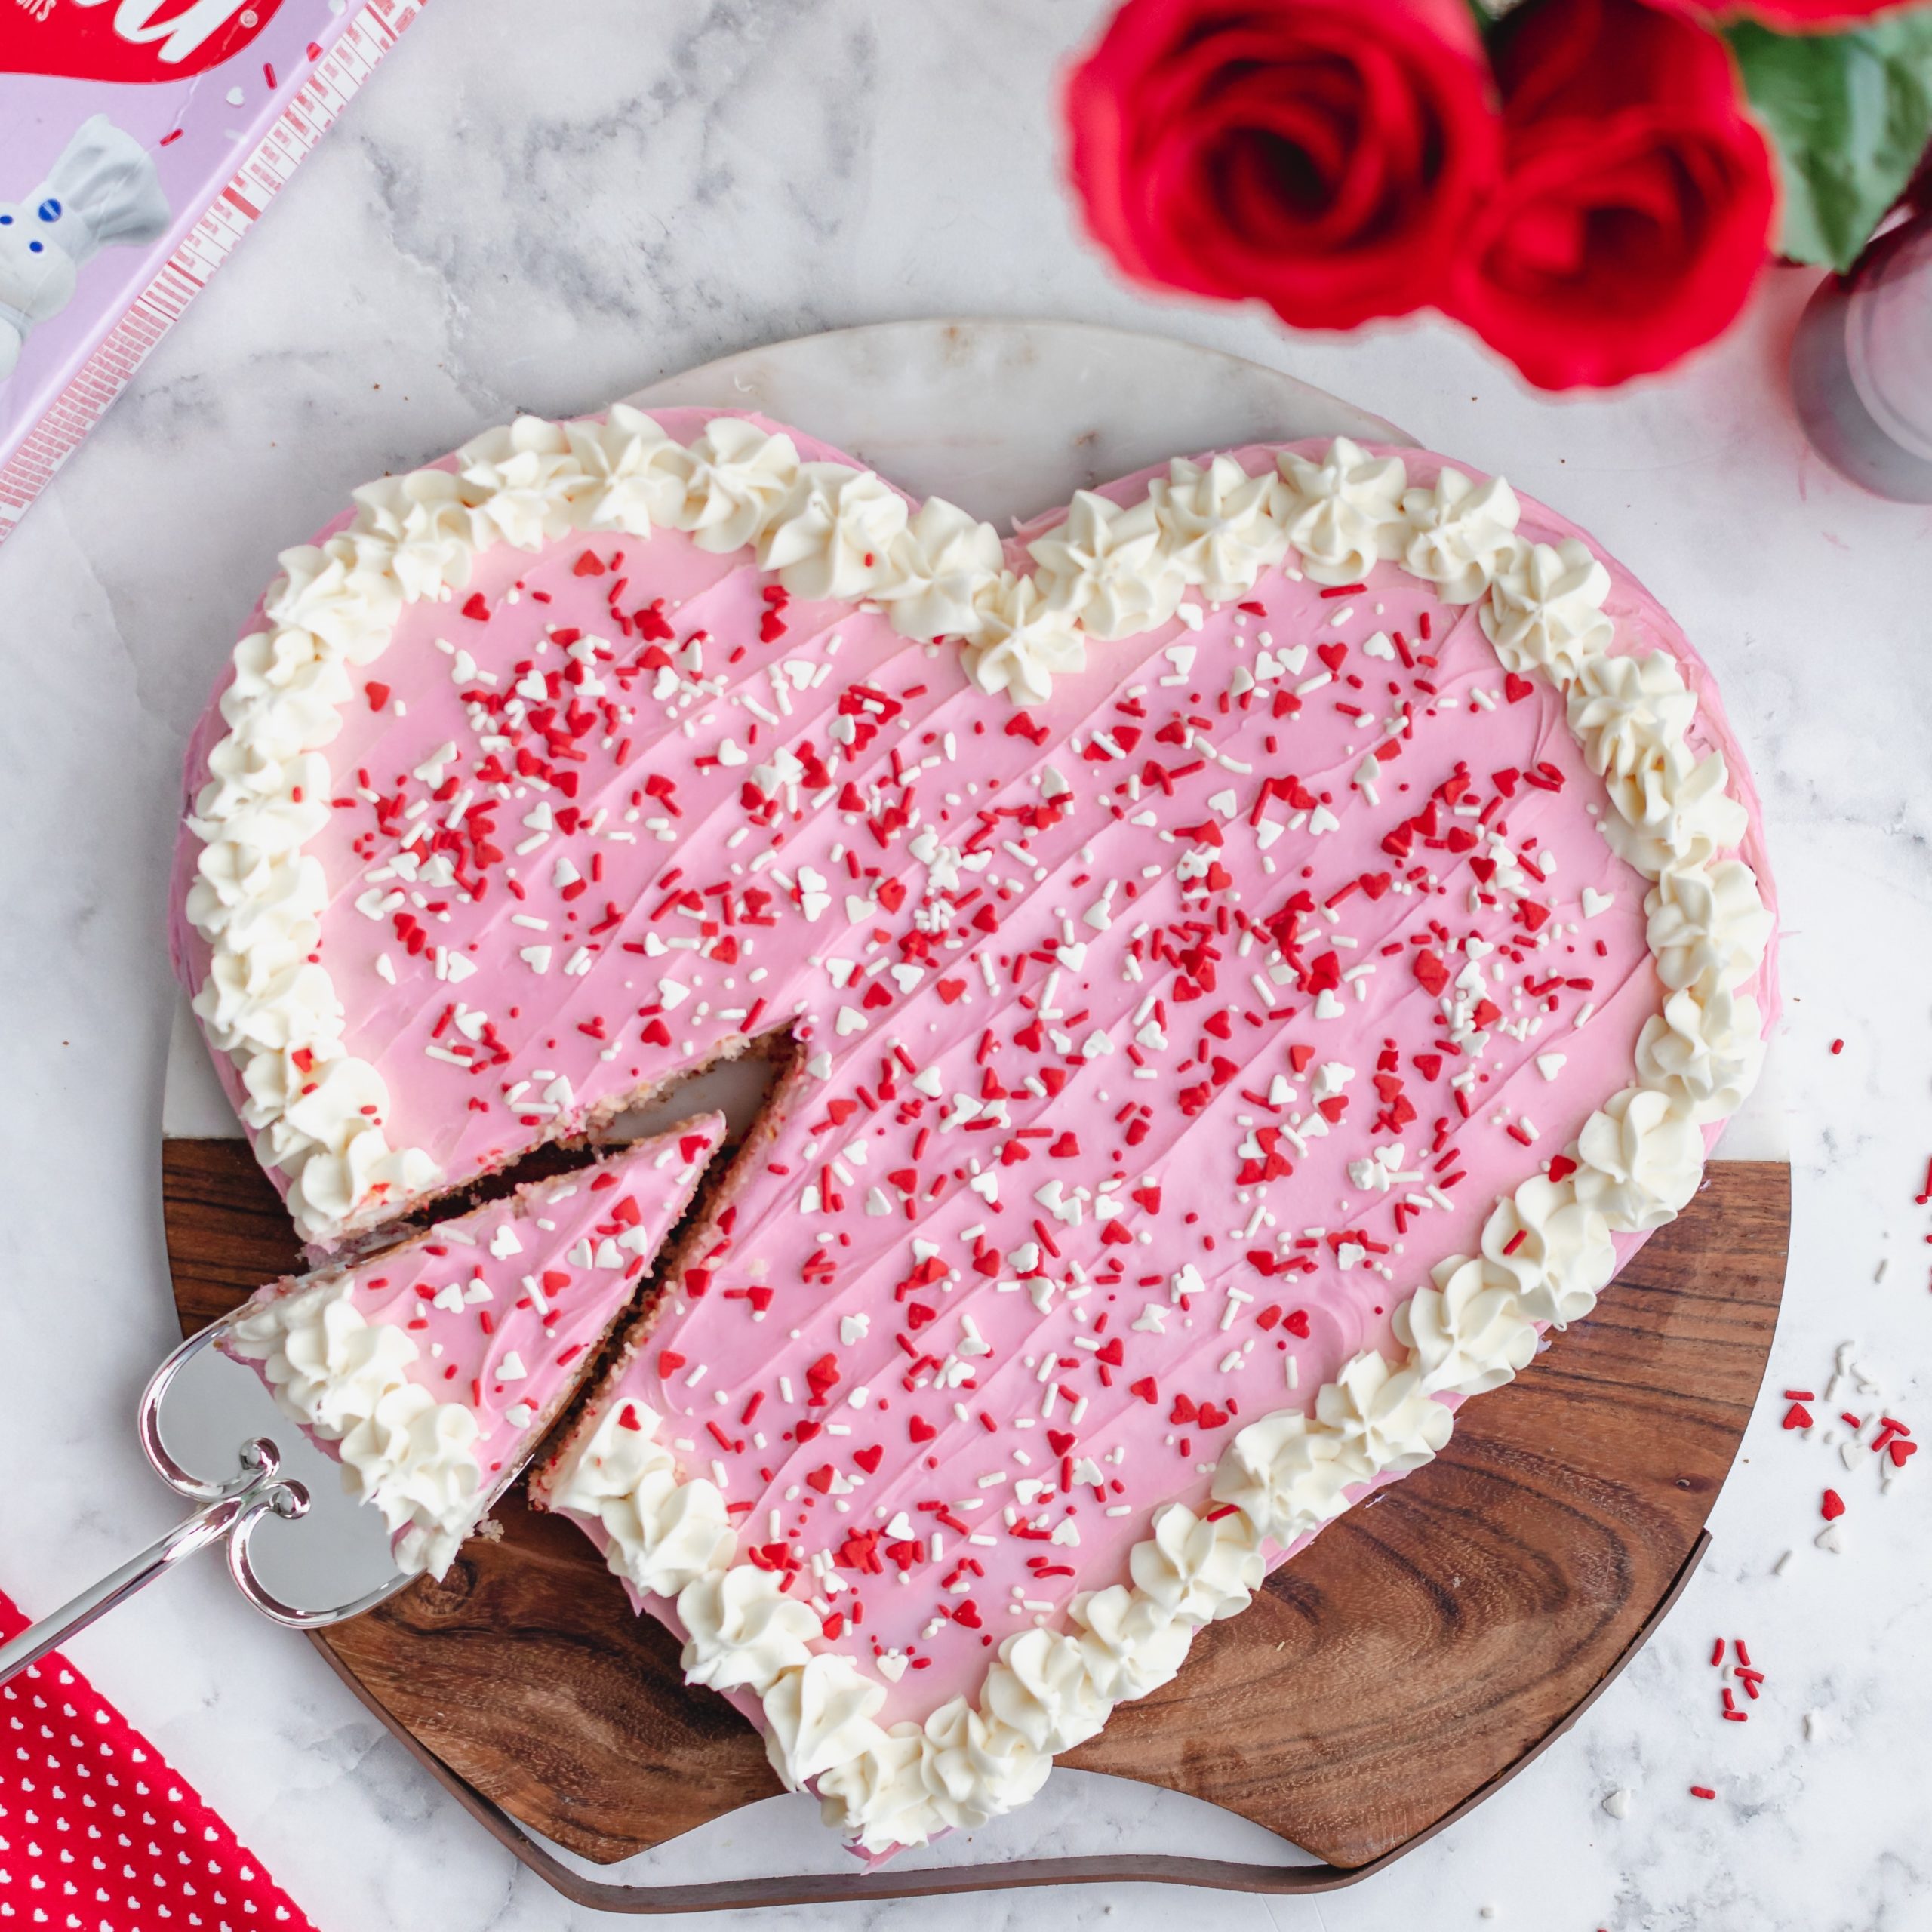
[174,414,1776,1725]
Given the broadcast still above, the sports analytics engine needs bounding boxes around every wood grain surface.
[162,1139,1786,1872]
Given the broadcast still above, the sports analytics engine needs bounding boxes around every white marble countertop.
[5,4,1930,1927]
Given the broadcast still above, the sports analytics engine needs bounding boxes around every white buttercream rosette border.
[183,412,1771,1847]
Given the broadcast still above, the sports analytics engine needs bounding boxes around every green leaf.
[1729,14,1932,272]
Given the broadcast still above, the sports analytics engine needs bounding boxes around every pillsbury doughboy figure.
[0,115,169,383]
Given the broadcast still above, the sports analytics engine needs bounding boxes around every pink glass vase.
[1792,205,1932,503]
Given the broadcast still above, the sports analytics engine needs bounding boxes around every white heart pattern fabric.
[171,408,1776,1857]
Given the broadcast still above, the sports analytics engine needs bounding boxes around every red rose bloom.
[1447,0,1777,390]
[1064,0,1502,331]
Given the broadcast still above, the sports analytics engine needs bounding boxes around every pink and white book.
[1,0,432,546]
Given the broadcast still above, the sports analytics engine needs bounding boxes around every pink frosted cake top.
[224,1115,721,1577]
[174,409,1776,1854]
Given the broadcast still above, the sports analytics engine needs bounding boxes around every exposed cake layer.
[223,1115,723,1577]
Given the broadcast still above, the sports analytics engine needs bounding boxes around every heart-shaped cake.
[171,407,1775,1857]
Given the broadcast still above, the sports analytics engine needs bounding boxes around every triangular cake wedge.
[223,1115,724,1578]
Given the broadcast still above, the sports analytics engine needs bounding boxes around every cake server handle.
[0,1444,300,1690]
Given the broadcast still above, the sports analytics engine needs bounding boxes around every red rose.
[1063,0,1502,331]
[1447,0,1777,390]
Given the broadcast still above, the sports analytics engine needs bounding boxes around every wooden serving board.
[161,1140,1788,1894]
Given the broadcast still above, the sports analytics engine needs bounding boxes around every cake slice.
[223,1115,724,1579]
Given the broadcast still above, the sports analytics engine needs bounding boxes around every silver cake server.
[0,1313,411,1688]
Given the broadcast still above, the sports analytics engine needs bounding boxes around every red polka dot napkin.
[0,1589,318,1932]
